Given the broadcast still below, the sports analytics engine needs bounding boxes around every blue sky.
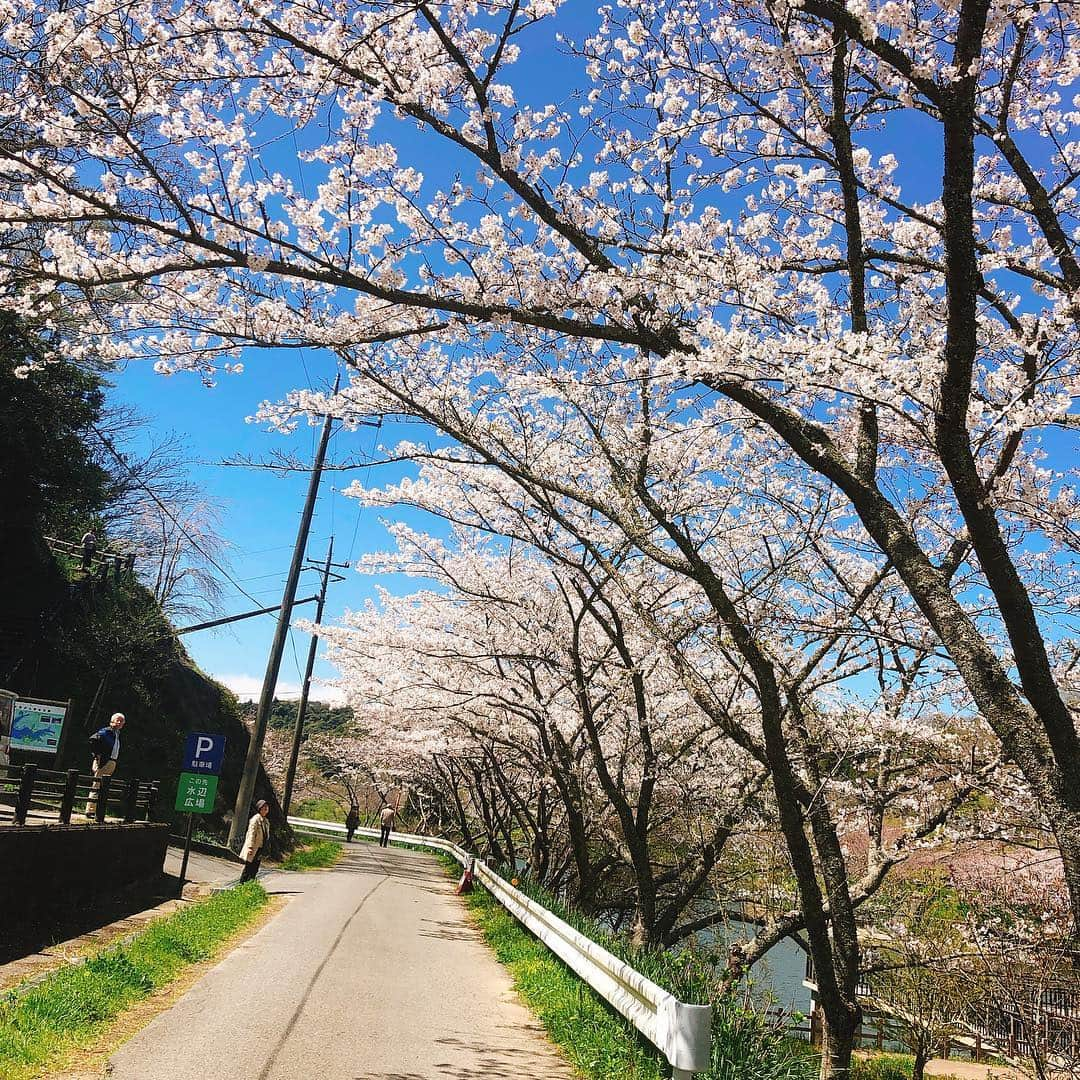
[108,348,420,703]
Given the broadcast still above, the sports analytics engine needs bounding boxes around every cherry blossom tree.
[320,526,768,944]
[353,416,1019,1069]
[0,2,1077,1073]
[1,0,1075,940]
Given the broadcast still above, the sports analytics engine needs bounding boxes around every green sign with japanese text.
[174,771,219,814]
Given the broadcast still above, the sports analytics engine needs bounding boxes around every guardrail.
[0,763,158,825]
[289,815,712,1078]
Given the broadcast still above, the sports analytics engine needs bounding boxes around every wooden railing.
[44,536,135,580]
[804,953,1080,1064]
[0,763,158,825]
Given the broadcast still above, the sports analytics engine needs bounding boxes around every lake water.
[701,919,813,1018]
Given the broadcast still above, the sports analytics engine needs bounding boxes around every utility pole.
[227,373,340,852]
[281,537,348,816]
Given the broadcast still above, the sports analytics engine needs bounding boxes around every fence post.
[14,764,36,825]
[146,780,159,821]
[95,775,112,822]
[59,769,79,823]
[123,777,139,823]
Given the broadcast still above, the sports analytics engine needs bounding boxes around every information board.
[9,699,67,753]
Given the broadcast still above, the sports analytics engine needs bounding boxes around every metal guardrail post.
[123,777,139,823]
[14,764,36,824]
[95,775,111,823]
[59,769,80,823]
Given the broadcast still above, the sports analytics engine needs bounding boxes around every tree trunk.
[913,1046,928,1080]
[820,1005,859,1080]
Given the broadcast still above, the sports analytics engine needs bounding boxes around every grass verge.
[291,797,345,823]
[453,871,664,1080]
[0,881,268,1080]
[279,839,343,871]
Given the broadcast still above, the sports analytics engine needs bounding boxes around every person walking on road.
[345,804,360,843]
[378,803,395,847]
[86,712,124,816]
[240,799,271,883]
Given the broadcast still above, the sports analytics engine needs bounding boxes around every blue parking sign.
[182,732,226,775]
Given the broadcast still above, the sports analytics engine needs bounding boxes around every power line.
[287,627,305,679]
[232,535,330,560]
[346,416,382,564]
[91,425,265,611]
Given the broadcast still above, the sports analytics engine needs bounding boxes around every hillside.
[0,535,288,846]
[241,697,355,736]
[0,328,288,849]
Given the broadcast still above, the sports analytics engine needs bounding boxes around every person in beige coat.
[239,799,270,883]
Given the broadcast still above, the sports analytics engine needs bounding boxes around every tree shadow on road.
[415,917,478,942]
[432,1034,575,1078]
[350,1033,573,1079]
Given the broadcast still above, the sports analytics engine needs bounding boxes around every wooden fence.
[44,535,135,580]
[0,763,158,825]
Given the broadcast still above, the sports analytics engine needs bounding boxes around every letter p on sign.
[182,732,226,776]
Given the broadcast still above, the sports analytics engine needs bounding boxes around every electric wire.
[91,424,266,611]
[346,417,382,565]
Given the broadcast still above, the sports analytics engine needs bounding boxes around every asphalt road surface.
[107,842,577,1080]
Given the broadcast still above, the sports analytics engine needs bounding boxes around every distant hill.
[241,697,355,736]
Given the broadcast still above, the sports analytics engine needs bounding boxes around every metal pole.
[281,537,334,817]
[226,373,340,852]
[178,812,194,898]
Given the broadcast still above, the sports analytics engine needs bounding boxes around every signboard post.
[174,732,227,897]
[0,690,15,768]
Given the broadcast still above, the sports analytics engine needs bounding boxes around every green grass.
[460,878,666,1080]
[852,1053,915,1080]
[292,797,345,823]
[0,881,268,1080]
[279,839,343,871]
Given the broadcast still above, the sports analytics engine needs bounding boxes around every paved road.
[108,843,578,1080]
[163,845,243,890]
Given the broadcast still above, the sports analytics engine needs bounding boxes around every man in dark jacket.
[345,804,360,843]
[86,712,124,817]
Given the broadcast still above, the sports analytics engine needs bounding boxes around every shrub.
[709,995,818,1080]
[852,1053,915,1080]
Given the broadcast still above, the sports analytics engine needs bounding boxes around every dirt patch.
[32,894,287,1080]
